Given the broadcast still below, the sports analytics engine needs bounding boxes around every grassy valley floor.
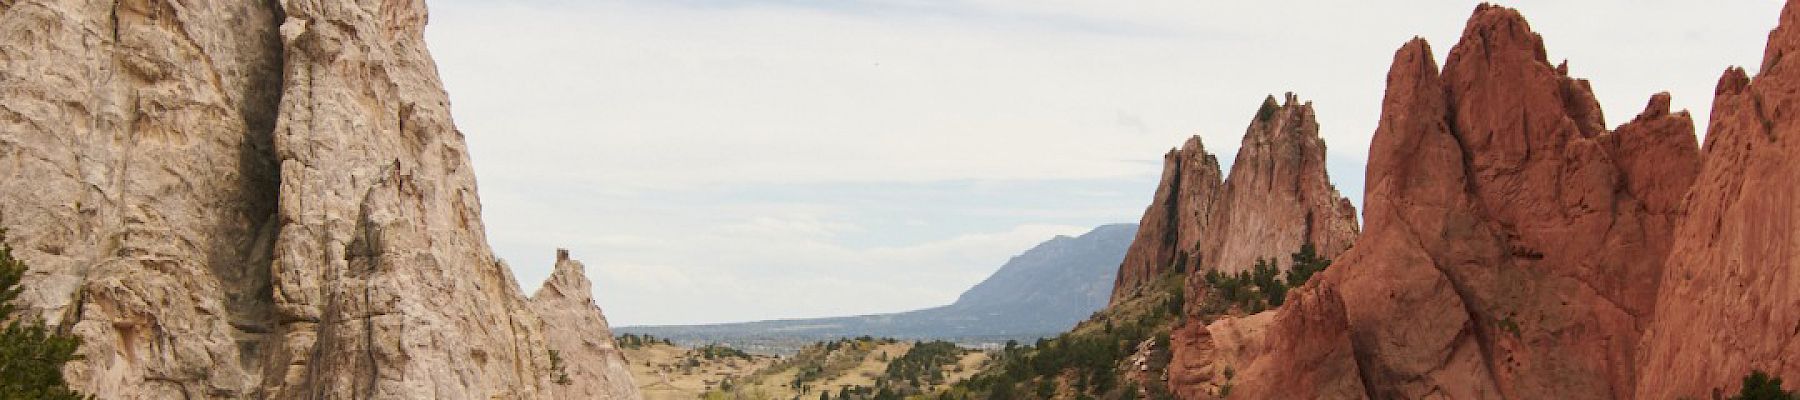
[624,335,991,400]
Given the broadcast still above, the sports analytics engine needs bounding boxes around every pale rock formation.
[532,250,642,400]
[0,0,639,398]
[0,1,284,397]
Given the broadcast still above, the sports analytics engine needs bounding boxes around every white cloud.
[586,222,1088,326]
[428,0,1784,326]
[716,215,864,238]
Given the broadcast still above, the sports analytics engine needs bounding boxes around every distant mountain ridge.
[619,224,1135,350]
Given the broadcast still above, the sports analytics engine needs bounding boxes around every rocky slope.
[1174,4,1707,399]
[1634,1,1800,397]
[1110,95,1360,304]
[0,0,637,398]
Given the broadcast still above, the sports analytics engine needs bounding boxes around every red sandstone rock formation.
[1222,283,1367,399]
[1172,4,1704,399]
[1110,96,1359,305]
[1203,95,1361,277]
[1116,2,1800,399]
[1111,137,1223,302]
[1635,1,1800,397]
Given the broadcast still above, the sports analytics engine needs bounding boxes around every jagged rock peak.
[1179,4,1702,399]
[1204,92,1358,277]
[531,250,642,400]
[1110,134,1224,303]
[537,248,593,301]
[1110,92,1359,307]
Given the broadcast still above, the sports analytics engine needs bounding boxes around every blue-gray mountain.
[618,224,1134,352]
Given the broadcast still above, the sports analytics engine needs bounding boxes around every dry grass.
[622,343,780,400]
[689,339,990,400]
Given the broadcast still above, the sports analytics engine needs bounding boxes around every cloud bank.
[426,0,1781,325]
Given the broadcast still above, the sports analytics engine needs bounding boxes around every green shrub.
[886,341,961,387]
[1250,258,1285,307]
[696,344,751,360]
[0,233,91,399]
[546,350,571,385]
[1734,370,1797,400]
[1202,244,1334,312]
[1255,96,1280,122]
[1284,243,1330,288]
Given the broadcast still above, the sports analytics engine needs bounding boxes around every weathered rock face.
[1220,284,1367,400]
[1133,95,1360,398]
[1165,307,1272,399]
[533,250,642,400]
[0,1,285,397]
[260,1,561,397]
[1191,5,1702,399]
[1202,94,1361,277]
[0,0,638,398]
[1635,1,1800,397]
[1112,137,1222,302]
[1110,97,1359,304]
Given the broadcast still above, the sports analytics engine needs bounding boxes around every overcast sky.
[425,0,1783,326]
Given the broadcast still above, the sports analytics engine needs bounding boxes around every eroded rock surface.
[1112,137,1223,302]
[0,1,284,397]
[1635,1,1800,397]
[533,250,643,400]
[1193,5,1701,399]
[1202,94,1361,277]
[1224,284,1366,400]
[1107,95,1361,398]
[0,0,639,398]
[1110,96,1359,304]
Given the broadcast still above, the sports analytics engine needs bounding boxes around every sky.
[424,0,1784,326]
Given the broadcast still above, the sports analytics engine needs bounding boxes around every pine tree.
[1734,370,1798,400]
[0,232,91,399]
[1284,243,1331,288]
